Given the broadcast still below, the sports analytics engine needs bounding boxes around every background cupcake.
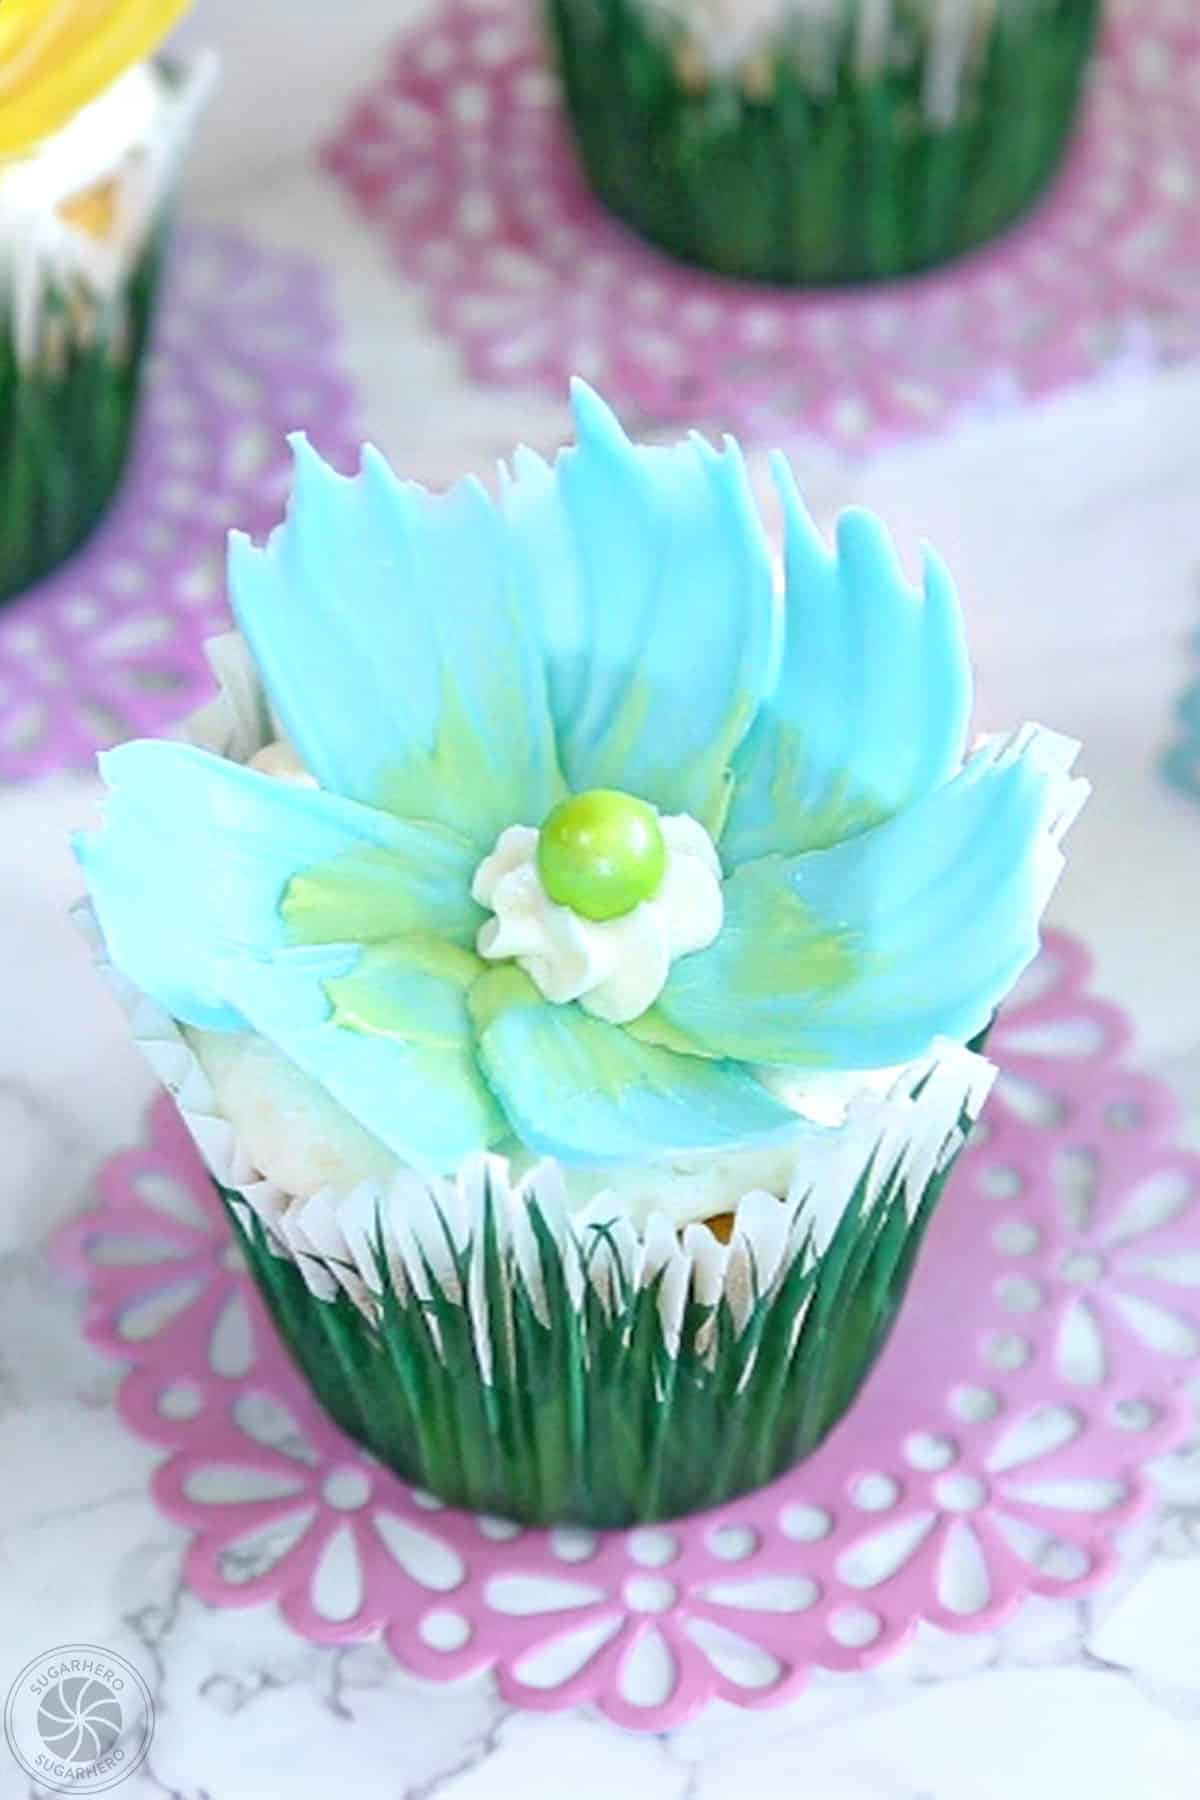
[545,0,1101,284]
[0,1,211,605]
[76,385,1086,1527]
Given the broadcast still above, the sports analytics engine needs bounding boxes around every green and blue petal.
[501,381,783,838]
[77,389,1084,1178]
[656,732,1084,1070]
[75,740,482,1032]
[228,438,565,850]
[220,940,506,1170]
[468,965,799,1165]
[721,464,971,866]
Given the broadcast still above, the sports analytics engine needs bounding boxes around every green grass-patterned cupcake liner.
[223,1112,977,1527]
[546,0,1101,285]
[0,229,168,604]
[0,57,211,606]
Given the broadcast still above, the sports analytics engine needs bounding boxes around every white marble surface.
[5,1,1200,1794]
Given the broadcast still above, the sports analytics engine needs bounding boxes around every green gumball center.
[537,789,667,922]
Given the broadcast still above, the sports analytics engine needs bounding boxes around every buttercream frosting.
[247,739,317,786]
[185,1019,934,1228]
[0,63,161,219]
[472,814,723,1024]
[630,0,1002,120]
[1,54,214,368]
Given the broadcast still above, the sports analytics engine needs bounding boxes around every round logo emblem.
[4,1646,154,1793]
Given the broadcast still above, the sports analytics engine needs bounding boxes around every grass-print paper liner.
[77,630,1001,1528]
[222,1109,989,1527]
[80,895,994,1527]
[545,0,1100,284]
[0,56,213,605]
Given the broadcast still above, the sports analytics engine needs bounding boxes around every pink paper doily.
[56,931,1200,1732]
[326,0,1200,451]
[0,226,357,783]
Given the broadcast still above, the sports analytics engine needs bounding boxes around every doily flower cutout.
[325,0,1200,452]
[0,226,357,782]
[56,931,1200,1731]
[56,1090,298,1448]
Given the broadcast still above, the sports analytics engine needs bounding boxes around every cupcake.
[545,0,1100,284]
[76,383,1086,1526]
[0,2,211,604]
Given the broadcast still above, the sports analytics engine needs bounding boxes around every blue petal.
[76,740,481,1032]
[501,381,782,836]
[657,735,1079,1068]
[229,438,564,848]
[721,464,971,865]
[221,942,505,1172]
[468,967,798,1166]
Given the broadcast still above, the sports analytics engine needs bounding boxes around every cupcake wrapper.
[80,887,992,1525]
[546,0,1100,284]
[0,55,214,604]
[222,1106,982,1526]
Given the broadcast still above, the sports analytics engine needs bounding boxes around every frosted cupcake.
[77,383,1086,1526]
[0,2,211,603]
[546,0,1100,283]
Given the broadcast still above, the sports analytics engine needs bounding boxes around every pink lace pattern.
[56,931,1200,1730]
[325,0,1200,451]
[0,227,357,781]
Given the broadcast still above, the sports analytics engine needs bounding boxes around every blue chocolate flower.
[77,384,1082,1171]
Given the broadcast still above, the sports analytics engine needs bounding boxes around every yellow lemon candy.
[0,0,191,162]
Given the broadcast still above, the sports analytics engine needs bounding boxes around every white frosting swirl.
[472,813,724,1025]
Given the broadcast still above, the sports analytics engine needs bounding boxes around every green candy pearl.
[537,789,667,922]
